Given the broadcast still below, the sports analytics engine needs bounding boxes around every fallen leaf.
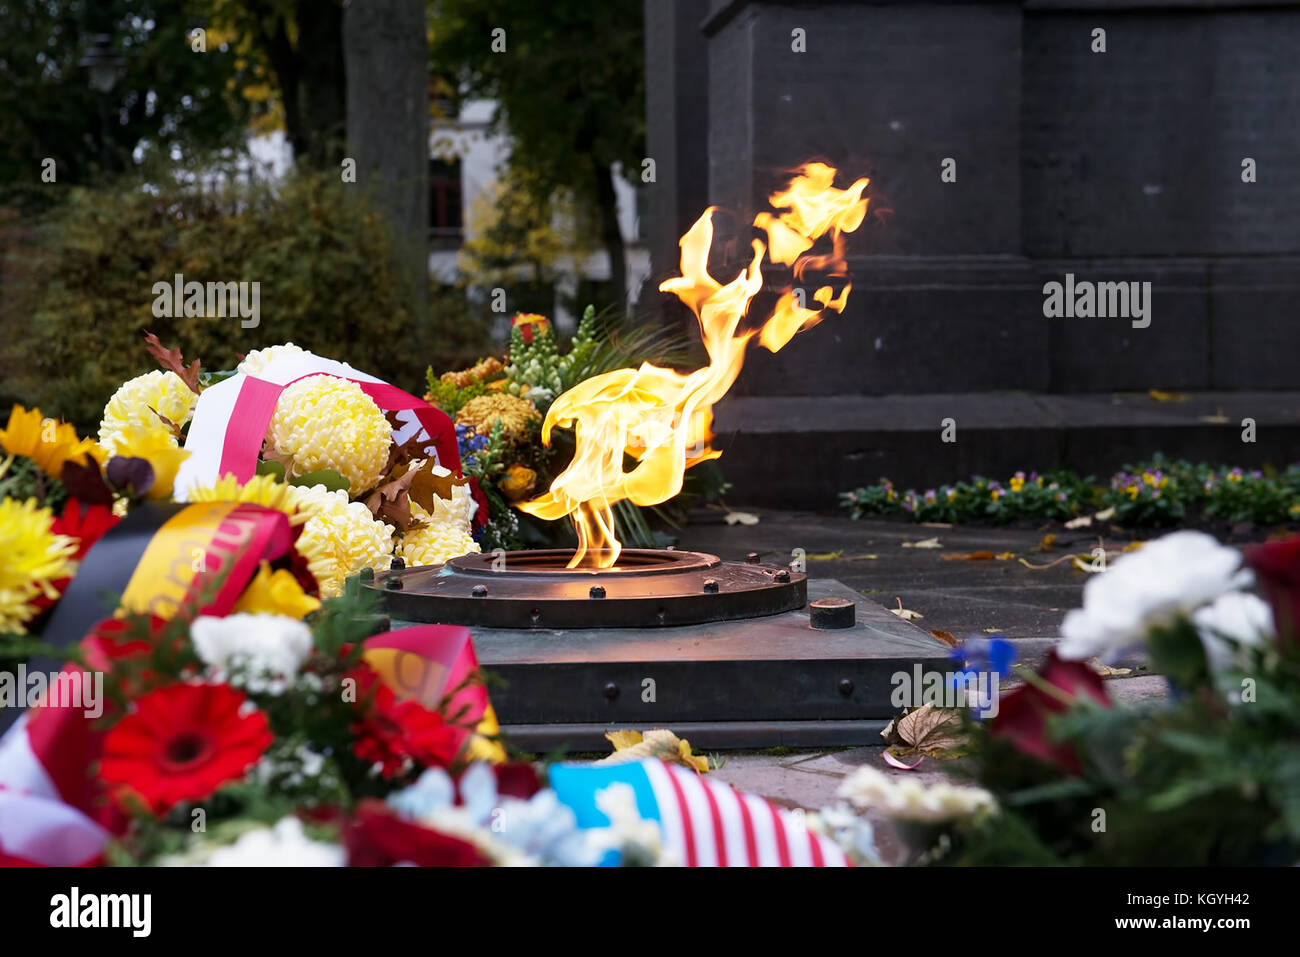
[941,550,996,561]
[1090,658,1132,677]
[1200,409,1230,424]
[889,597,923,622]
[902,537,942,549]
[1095,507,1116,521]
[845,553,879,561]
[996,551,1016,560]
[882,751,924,770]
[929,629,959,648]
[896,705,968,753]
[1064,515,1093,530]
[1148,388,1190,403]
[1121,540,1143,553]
[597,729,709,773]
[982,627,1001,634]
[806,550,844,561]
[919,522,953,529]
[724,510,760,526]
[1034,534,1058,552]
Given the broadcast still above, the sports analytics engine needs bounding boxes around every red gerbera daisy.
[349,667,463,778]
[99,682,273,815]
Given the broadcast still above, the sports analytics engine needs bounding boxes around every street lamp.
[79,34,125,174]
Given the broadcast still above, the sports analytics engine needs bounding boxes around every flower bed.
[841,456,1300,529]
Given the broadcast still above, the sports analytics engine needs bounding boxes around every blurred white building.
[428,99,650,333]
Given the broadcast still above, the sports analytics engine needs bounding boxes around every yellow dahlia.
[0,498,79,632]
[266,375,391,493]
[237,342,307,377]
[112,424,191,499]
[0,405,104,478]
[455,394,539,440]
[498,464,537,503]
[99,370,196,454]
[186,473,311,525]
[291,485,394,597]
[232,560,320,619]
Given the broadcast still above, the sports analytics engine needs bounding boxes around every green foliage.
[0,2,253,212]
[2,171,461,432]
[842,456,1300,528]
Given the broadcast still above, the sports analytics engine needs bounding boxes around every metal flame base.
[368,548,807,630]
[366,551,950,750]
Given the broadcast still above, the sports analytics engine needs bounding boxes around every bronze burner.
[366,548,807,629]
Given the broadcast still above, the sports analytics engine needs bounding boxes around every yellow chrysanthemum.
[266,375,391,493]
[99,370,197,454]
[237,342,307,377]
[113,424,191,499]
[0,498,79,632]
[455,394,540,440]
[232,560,320,619]
[186,473,312,526]
[396,492,480,568]
[291,485,394,597]
[0,405,105,478]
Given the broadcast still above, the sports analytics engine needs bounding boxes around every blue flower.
[948,636,1017,677]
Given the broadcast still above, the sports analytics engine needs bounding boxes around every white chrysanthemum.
[191,613,313,695]
[1192,591,1274,673]
[397,491,480,568]
[387,763,610,867]
[595,782,673,867]
[837,767,996,823]
[201,818,344,867]
[98,370,196,454]
[266,374,391,493]
[292,484,394,596]
[1059,531,1253,662]
[237,342,308,377]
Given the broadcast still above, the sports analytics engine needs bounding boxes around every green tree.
[430,0,645,312]
[0,1,252,210]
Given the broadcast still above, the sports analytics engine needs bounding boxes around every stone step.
[711,391,1300,508]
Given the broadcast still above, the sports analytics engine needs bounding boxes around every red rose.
[990,653,1111,773]
[1245,534,1300,646]
[345,800,492,867]
[99,683,273,815]
[482,762,542,802]
[348,666,463,778]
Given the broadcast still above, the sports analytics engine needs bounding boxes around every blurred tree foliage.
[1,170,488,431]
[430,0,645,313]
[0,0,253,211]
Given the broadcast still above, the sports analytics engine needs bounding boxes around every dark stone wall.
[643,0,1300,395]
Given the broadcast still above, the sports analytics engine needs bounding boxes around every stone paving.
[671,509,1178,819]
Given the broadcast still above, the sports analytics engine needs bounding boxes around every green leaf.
[289,468,349,492]
[255,460,286,481]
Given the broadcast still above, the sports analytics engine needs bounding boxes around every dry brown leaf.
[896,705,968,753]
[143,331,202,394]
[941,550,996,561]
[929,629,959,648]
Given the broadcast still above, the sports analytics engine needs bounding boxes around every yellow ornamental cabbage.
[266,375,392,494]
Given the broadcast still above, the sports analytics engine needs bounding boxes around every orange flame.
[519,162,869,568]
